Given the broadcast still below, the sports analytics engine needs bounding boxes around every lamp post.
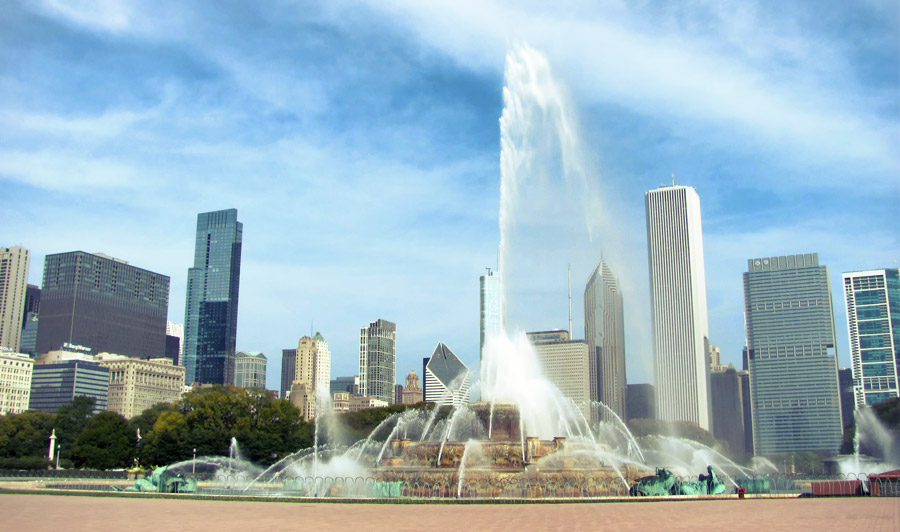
[192,448,196,474]
[55,444,61,470]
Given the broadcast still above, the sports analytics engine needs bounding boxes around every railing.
[5,471,897,499]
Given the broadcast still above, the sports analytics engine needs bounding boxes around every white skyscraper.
[645,184,712,431]
[480,269,502,363]
[0,246,30,353]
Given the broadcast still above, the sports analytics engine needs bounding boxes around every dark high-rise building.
[22,284,40,324]
[744,253,842,454]
[281,348,296,399]
[738,370,753,455]
[165,335,181,365]
[183,209,243,385]
[838,368,855,430]
[626,383,656,421]
[29,360,109,414]
[710,367,748,457]
[35,252,169,357]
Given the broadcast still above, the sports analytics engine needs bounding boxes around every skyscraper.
[35,251,169,357]
[359,319,396,405]
[0,246,30,352]
[480,269,502,363]
[744,253,842,453]
[843,268,899,409]
[644,184,712,431]
[291,333,331,420]
[584,259,626,421]
[528,330,590,416]
[183,209,242,385]
[423,343,471,407]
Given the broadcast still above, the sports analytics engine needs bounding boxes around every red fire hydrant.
[737,487,746,499]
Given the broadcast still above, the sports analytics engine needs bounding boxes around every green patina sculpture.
[630,465,724,496]
[125,466,197,493]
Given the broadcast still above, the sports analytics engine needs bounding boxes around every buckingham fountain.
[122,44,895,499]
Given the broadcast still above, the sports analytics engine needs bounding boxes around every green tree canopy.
[139,386,310,467]
[72,411,135,469]
[0,410,56,469]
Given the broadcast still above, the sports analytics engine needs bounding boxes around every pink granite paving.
[1,494,898,532]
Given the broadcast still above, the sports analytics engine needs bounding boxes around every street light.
[55,444,61,470]
[192,448,196,474]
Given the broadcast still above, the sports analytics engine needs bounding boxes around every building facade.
[402,370,423,405]
[330,376,359,396]
[838,368,855,430]
[0,351,33,415]
[626,383,656,421]
[424,343,470,407]
[710,366,748,457]
[843,269,899,409]
[234,351,267,389]
[584,259,626,421]
[528,330,590,416]
[291,333,331,421]
[30,359,109,414]
[184,209,242,385]
[744,253,842,454]
[0,246,31,352]
[281,348,296,399]
[98,354,185,419]
[480,269,502,363]
[35,251,169,358]
[359,319,396,405]
[644,185,712,431]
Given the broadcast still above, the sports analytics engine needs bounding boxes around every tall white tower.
[645,184,712,431]
[479,269,502,363]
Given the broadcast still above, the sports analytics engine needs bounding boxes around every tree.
[54,396,96,462]
[0,411,56,468]
[72,411,135,469]
[139,386,309,467]
[129,402,172,440]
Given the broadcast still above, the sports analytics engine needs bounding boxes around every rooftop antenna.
[672,173,675,186]
[567,264,573,335]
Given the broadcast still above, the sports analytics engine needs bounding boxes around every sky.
[2,0,898,393]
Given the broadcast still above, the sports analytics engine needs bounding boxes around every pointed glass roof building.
[424,342,470,407]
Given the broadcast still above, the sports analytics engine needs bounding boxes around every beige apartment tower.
[291,333,331,421]
[0,247,30,352]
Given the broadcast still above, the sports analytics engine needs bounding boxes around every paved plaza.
[1,494,898,531]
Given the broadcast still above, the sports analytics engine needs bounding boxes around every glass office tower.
[744,253,842,454]
[843,268,900,409]
[584,258,626,421]
[183,209,243,385]
[359,319,396,405]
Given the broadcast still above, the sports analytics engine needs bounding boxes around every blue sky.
[2,1,898,392]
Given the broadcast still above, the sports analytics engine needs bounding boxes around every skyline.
[2,1,898,392]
